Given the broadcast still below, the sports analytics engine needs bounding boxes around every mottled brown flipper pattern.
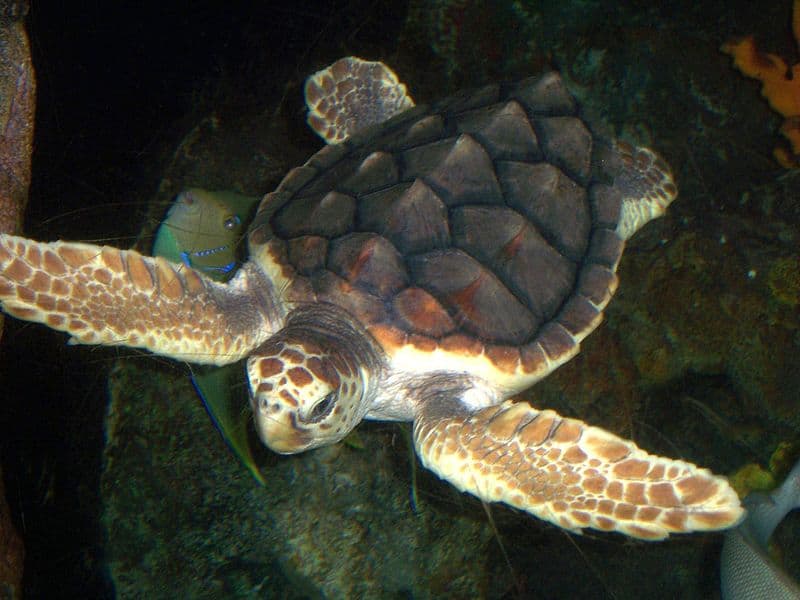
[0,234,271,364]
[414,399,744,539]
[305,56,415,144]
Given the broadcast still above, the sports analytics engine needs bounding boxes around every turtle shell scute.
[252,71,627,373]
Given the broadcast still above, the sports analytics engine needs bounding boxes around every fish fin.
[191,364,266,486]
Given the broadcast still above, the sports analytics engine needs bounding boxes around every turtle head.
[247,337,372,454]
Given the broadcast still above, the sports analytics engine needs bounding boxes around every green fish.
[153,188,258,280]
[153,188,265,485]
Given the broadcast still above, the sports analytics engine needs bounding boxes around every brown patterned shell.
[248,72,627,380]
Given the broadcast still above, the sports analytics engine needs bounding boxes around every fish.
[720,456,800,599]
[153,188,258,281]
[153,188,265,485]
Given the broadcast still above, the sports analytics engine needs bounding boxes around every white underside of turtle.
[0,57,743,540]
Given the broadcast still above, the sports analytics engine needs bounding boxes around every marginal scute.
[438,333,483,356]
[273,191,356,239]
[576,264,618,309]
[276,165,317,195]
[590,183,623,228]
[432,82,500,114]
[408,333,436,352]
[509,72,577,115]
[294,154,362,198]
[248,190,288,246]
[557,295,602,340]
[341,151,398,194]
[391,114,445,150]
[520,342,548,374]
[536,322,577,362]
[307,139,349,170]
[587,228,625,270]
[485,345,520,373]
[392,286,455,337]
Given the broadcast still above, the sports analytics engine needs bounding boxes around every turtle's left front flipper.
[0,234,277,365]
[413,398,744,540]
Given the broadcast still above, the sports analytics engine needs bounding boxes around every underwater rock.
[0,2,32,597]
[102,361,494,598]
[0,0,33,236]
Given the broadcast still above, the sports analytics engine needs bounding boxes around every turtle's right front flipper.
[413,396,744,540]
[0,234,277,365]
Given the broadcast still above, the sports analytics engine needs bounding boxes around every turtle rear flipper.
[413,395,744,540]
[613,142,678,240]
[0,234,276,364]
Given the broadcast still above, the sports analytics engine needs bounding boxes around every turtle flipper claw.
[414,399,744,539]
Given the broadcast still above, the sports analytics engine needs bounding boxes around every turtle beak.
[252,407,313,454]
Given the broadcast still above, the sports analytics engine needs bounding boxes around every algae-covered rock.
[102,361,494,598]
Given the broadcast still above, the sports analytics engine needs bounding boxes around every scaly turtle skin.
[0,57,743,540]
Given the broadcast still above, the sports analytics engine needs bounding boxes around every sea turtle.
[0,57,744,539]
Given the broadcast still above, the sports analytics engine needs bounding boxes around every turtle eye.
[307,392,336,422]
[223,215,241,230]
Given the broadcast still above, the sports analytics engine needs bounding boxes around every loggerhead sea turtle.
[0,57,744,539]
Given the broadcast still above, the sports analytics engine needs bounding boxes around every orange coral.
[722,0,800,167]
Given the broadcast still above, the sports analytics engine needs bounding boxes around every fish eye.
[308,392,336,421]
[223,215,241,230]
